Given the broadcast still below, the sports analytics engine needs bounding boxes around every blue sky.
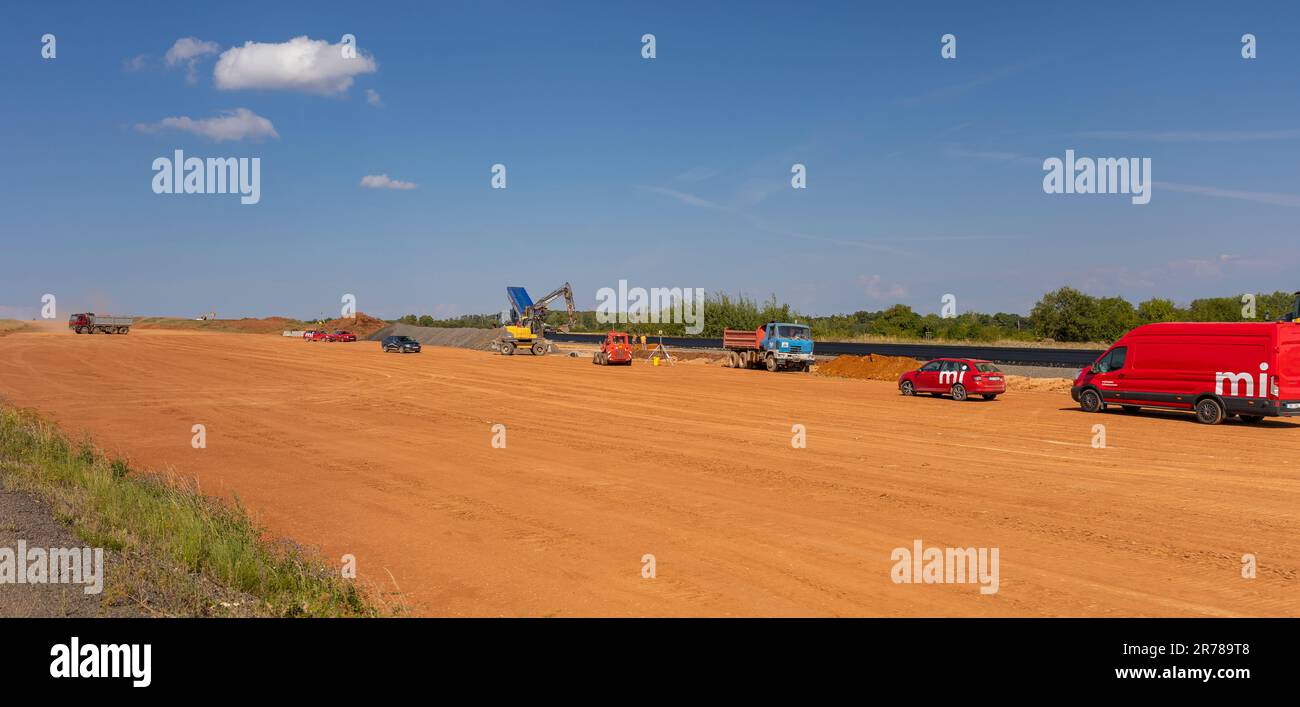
[1,0,1297,320]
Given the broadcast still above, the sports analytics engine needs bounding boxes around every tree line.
[393,289,1298,344]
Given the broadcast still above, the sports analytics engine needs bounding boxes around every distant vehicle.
[593,331,633,366]
[1072,321,1300,424]
[68,313,132,335]
[722,322,815,372]
[381,335,421,353]
[304,330,331,342]
[332,330,357,342]
[899,358,1005,401]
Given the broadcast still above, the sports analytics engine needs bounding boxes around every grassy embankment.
[0,405,389,617]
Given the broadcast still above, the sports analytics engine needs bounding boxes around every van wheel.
[1195,397,1226,425]
[1238,414,1264,424]
[900,380,915,396]
[950,384,967,401]
[1079,388,1103,413]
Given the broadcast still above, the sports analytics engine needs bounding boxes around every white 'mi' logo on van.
[1215,363,1269,397]
[939,370,966,385]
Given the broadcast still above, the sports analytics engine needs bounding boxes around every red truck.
[1072,321,1300,424]
[722,322,815,372]
[68,313,132,335]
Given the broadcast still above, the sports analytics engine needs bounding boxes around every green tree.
[1030,287,1101,342]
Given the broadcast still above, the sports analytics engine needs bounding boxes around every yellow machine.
[494,283,576,356]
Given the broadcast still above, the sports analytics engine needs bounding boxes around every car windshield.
[780,326,810,340]
[395,337,414,343]
[976,363,1000,372]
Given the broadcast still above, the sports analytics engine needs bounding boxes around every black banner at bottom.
[0,618,1288,694]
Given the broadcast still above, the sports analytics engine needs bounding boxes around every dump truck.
[721,322,815,372]
[493,283,576,356]
[68,313,132,335]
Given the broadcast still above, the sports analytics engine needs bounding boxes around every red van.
[1072,322,1300,424]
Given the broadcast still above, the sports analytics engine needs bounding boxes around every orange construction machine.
[592,331,634,366]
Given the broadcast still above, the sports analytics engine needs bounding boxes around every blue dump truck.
[721,322,815,372]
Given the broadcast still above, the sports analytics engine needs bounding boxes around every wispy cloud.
[944,146,1040,165]
[895,61,1037,108]
[674,166,723,182]
[365,89,383,108]
[1157,181,1300,208]
[165,37,220,83]
[1075,129,1300,143]
[135,108,279,142]
[858,274,908,300]
[122,54,149,72]
[360,174,417,190]
[638,186,718,208]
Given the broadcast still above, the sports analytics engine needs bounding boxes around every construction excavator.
[493,282,576,356]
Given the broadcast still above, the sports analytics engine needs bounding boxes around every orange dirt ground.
[1,328,1296,617]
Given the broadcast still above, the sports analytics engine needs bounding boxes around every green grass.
[0,406,385,617]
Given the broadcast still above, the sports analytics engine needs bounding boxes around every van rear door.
[1276,324,1300,403]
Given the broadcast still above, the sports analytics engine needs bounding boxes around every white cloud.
[365,89,383,107]
[123,54,149,72]
[165,37,220,83]
[214,36,377,95]
[360,174,417,190]
[135,108,279,142]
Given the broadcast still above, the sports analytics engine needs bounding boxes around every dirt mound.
[317,312,388,339]
[367,323,503,350]
[1004,375,1073,393]
[816,354,919,381]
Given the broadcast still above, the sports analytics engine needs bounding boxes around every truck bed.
[722,328,760,350]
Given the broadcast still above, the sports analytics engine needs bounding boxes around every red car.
[332,330,357,342]
[304,330,330,342]
[1072,321,1300,424]
[898,358,1006,401]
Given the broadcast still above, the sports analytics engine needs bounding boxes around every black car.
[381,335,422,353]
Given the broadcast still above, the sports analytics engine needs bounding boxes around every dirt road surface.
[1,329,1296,616]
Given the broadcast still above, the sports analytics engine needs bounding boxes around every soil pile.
[816,354,919,381]
[318,313,388,339]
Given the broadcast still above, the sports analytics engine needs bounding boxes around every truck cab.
[723,322,816,372]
